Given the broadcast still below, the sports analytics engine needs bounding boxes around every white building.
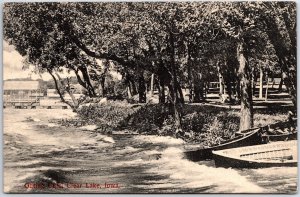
[3,80,43,108]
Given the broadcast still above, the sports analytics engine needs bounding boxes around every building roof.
[4,81,40,90]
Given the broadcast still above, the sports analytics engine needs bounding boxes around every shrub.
[157,107,239,144]
[127,103,170,134]
[77,102,139,132]
[202,117,236,146]
[75,102,285,144]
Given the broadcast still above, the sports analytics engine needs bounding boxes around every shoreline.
[4,101,293,146]
[14,101,291,146]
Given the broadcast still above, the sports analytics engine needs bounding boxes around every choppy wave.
[114,146,140,154]
[141,147,265,193]
[93,134,115,144]
[3,109,298,194]
[133,135,185,145]
[113,159,145,167]
[252,167,297,177]
[80,125,98,131]
[47,123,58,127]
[5,159,46,168]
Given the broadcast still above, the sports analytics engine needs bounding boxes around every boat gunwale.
[184,127,260,151]
[266,131,297,137]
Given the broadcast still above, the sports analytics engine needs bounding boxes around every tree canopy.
[3,2,296,131]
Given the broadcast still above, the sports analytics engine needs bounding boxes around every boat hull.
[262,118,297,142]
[267,132,297,142]
[213,140,298,168]
[185,128,262,161]
[213,153,297,169]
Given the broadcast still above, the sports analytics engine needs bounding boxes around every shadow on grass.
[254,103,295,115]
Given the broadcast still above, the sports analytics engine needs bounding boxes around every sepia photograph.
[3,1,297,194]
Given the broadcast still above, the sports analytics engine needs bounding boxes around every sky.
[2,41,122,81]
[3,41,53,80]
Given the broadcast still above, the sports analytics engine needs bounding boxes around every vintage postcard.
[3,1,297,194]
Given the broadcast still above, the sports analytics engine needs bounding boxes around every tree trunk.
[158,81,165,103]
[235,79,241,102]
[130,79,138,96]
[188,68,194,103]
[186,42,194,103]
[225,79,233,103]
[78,66,96,97]
[167,84,174,101]
[156,63,171,104]
[279,61,296,108]
[259,66,263,99]
[193,74,200,103]
[150,73,154,97]
[217,61,225,102]
[278,72,284,93]
[252,68,257,97]
[193,73,205,103]
[73,70,86,88]
[99,77,106,97]
[138,73,146,103]
[265,73,269,101]
[169,30,182,133]
[199,79,205,102]
[237,42,253,131]
[190,82,195,103]
[127,86,132,98]
[271,75,275,88]
[157,76,165,103]
[47,69,77,111]
[73,68,93,97]
[48,71,70,106]
[175,79,184,104]
[66,87,78,109]
[282,71,297,107]
[55,73,79,109]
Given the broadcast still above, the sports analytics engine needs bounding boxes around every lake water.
[3,109,298,193]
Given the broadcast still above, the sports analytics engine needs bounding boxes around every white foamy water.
[141,147,265,193]
[133,135,185,145]
[253,167,298,177]
[113,159,145,167]
[114,146,140,154]
[92,133,115,144]
[5,111,112,149]
[80,124,98,131]
[3,108,298,194]
[47,123,57,127]
[143,150,161,155]
[5,159,45,168]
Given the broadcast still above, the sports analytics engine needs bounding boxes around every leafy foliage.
[77,101,138,132]
[3,2,296,133]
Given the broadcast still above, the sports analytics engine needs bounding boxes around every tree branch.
[46,68,74,109]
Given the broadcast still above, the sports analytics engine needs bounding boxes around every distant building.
[46,87,82,100]
[3,80,84,109]
[3,80,43,108]
[39,89,67,109]
[40,87,82,109]
[46,89,60,98]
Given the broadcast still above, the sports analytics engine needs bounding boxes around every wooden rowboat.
[266,131,297,142]
[260,118,297,142]
[213,140,297,168]
[184,128,263,161]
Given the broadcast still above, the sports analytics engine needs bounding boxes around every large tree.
[4,2,296,131]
